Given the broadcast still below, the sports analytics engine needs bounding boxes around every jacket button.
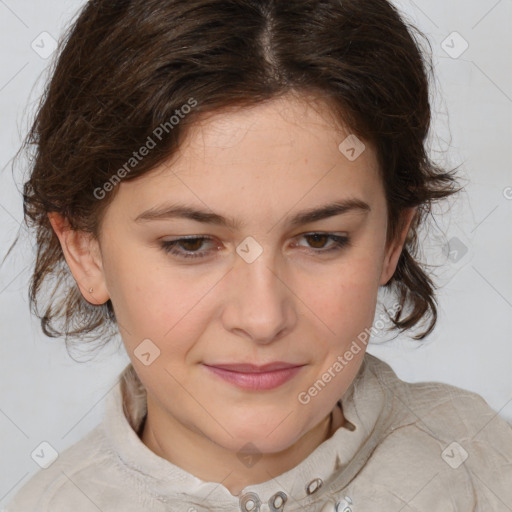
[269,491,287,511]
[337,496,353,512]
[319,496,353,512]
[305,477,323,495]
[240,491,261,512]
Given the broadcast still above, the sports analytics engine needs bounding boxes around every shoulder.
[355,353,512,509]
[4,425,115,512]
[363,352,509,435]
[367,352,512,442]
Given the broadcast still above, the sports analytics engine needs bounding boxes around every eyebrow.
[134,198,371,230]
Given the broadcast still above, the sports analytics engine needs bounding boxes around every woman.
[6,0,512,510]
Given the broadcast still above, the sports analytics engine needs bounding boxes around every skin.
[49,93,415,496]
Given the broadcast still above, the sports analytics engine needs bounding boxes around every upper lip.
[203,362,304,373]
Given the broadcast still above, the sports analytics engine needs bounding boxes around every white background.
[0,0,511,506]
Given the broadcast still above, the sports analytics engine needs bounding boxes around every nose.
[221,247,296,344]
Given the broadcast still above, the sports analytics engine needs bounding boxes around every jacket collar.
[102,353,403,511]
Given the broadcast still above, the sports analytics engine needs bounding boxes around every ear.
[379,207,417,286]
[47,212,110,305]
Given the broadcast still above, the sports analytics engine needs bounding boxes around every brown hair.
[8,0,461,355]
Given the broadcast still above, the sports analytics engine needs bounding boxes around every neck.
[140,397,344,496]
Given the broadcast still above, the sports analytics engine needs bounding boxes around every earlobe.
[379,207,417,286]
[47,212,110,305]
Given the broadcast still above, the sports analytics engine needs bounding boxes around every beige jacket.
[6,353,512,511]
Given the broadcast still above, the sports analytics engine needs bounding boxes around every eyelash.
[159,233,350,260]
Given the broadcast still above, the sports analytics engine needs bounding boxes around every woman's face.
[83,94,410,454]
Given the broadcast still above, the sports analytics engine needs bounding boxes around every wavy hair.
[6,0,461,356]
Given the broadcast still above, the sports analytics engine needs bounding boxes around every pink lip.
[203,362,305,390]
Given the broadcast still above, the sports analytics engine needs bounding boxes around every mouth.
[202,362,306,391]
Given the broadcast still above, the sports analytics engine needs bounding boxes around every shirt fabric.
[6,352,512,511]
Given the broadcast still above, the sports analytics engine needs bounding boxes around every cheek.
[101,247,167,341]
[297,254,382,384]
[305,253,382,323]
[107,258,218,355]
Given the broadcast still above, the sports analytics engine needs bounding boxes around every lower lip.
[203,365,304,390]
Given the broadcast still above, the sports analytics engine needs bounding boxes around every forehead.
[185,95,343,150]
[111,94,383,221]
[170,94,370,170]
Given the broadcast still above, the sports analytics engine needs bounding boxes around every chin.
[211,422,306,455]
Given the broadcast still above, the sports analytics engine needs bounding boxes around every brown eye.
[160,236,216,259]
[178,238,204,251]
[296,233,350,254]
[304,234,330,249]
